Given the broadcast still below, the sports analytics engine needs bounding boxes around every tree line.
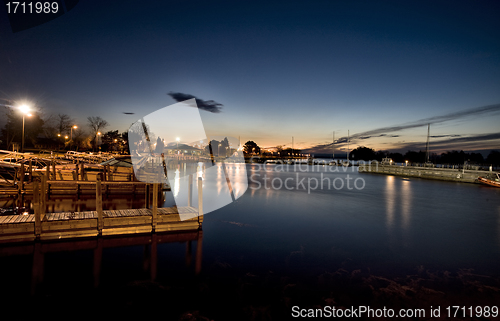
[0,108,128,153]
[350,146,500,166]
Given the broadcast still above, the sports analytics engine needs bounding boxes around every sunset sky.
[1,0,499,155]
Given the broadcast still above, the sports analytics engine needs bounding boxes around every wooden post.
[28,159,33,182]
[197,177,203,217]
[152,183,158,231]
[46,162,50,181]
[188,174,193,207]
[40,175,47,216]
[96,177,103,234]
[107,165,112,181]
[51,160,56,181]
[145,184,150,208]
[80,162,85,180]
[19,161,25,193]
[34,179,41,237]
[75,161,79,181]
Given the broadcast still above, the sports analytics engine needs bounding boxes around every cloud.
[350,103,500,140]
[304,103,500,154]
[391,132,500,153]
[168,92,223,113]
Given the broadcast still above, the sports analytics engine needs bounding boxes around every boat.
[477,173,500,188]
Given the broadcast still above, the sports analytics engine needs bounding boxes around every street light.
[70,125,77,150]
[95,132,101,151]
[70,125,77,141]
[19,105,31,153]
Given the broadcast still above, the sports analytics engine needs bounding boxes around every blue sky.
[1,0,499,154]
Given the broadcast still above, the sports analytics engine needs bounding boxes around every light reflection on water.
[1,163,500,312]
[203,164,500,276]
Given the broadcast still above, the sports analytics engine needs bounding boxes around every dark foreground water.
[1,164,500,319]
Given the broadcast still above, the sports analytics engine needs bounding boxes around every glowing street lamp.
[95,132,101,151]
[19,105,31,153]
[69,125,78,150]
[70,125,77,141]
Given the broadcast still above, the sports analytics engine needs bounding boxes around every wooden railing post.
[197,177,203,217]
[52,160,56,181]
[145,184,150,208]
[80,162,85,180]
[19,160,25,193]
[46,162,50,181]
[28,159,33,182]
[152,183,158,231]
[96,177,103,234]
[33,179,41,238]
[40,175,47,216]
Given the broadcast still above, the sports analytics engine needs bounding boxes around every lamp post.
[95,132,101,151]
[19,105,31,153]
[70,125,77,149]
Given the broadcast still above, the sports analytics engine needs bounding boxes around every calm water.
[1,163,500,319]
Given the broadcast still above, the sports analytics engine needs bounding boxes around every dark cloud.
[430,134,462,138]
[391,132,500,153]
[304,103,500,154]
[168,92,223,113]
[350,103,500,140]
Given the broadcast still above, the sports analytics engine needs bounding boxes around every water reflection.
[400,180,412,231]
[384,176,412,233]
[167,161,248,216]
[0,230,203,295]
[173,167,180,198]
[385,176,396,229]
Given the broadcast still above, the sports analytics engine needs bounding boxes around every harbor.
[2,1,500,318]
[358,162,499,184]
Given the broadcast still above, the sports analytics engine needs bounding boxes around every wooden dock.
[1,156,169,196]
[0,175,204,243]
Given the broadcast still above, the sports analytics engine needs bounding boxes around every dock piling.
[152,183,158,230]
[96,176,103,234]
[34,179,41,237]
[198,177,203,217]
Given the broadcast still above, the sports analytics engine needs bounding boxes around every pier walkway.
[0,175,204,243]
